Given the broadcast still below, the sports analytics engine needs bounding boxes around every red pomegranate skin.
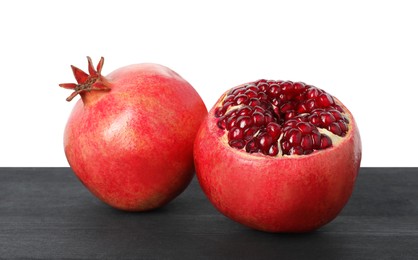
[64,61,207,211]
[194,89,361,232]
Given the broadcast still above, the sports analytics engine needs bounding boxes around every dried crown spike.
[59,56,111,102]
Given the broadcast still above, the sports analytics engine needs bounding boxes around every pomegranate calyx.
[59,56,111,102]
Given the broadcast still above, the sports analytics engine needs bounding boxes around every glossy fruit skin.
[64,62,207,211]
[194,90,361,232]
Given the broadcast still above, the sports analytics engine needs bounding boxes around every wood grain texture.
[0,167,417,259]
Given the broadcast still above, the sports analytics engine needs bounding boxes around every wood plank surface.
[0,168,417,259]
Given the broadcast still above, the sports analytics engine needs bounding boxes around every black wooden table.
[0,168,417,259]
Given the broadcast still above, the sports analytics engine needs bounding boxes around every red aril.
[194,80,361,232]
[60,57,207,211]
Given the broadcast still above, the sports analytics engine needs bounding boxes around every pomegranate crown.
[59,56,111,101]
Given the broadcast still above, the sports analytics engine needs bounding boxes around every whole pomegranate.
[194,80,361,232]
[60,57,207,211]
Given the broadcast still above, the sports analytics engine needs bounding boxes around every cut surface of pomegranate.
[194,79,362,232]
[214,80,350,156]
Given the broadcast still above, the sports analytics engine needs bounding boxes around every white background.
[0,0,417,167]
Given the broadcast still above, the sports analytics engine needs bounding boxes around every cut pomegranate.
[194,79,362,232]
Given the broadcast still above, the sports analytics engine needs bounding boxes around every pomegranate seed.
[301,135,313,150]
[304,149,314,155]
[231,87,245,95]
[244,127,258,140]
[253,106,265,113]
[297,122,313,134]
[217,117,226,129]
[309,114,321,126]
[234,94,249,105]
[237,116,253,129]
[280,81,294,93]
[238,106,253,116]
[271,98,280,106]
[268,144,279,156]
[338,120,348,133]
[317,93,334,107]
[245,84,258,91]
[257,92,269,101]
[312,108,324,115]
[286,129,302,145]
[293,82,306,94]
[307,87,320,99]
[252,112,265,126]
[285,111,297,120]
[294,115,308,122]
[264,113,274,124]
[245,140,258,153]
[245,90,258,98]
[296,103,308,113]
[224,94,235,103]
[289,146,304,155]
[228,127,244,140]
[214,107,224,118]
[247,98,261,107]
[257,82,269,92]
[225,108,238,117]
[217,101,233,117]
[311,132,321,149]
[268,84,280,98]
[306,99,317,111]
[258,133,273,152]
[266,122,282,140]
[226,116,238,130]
[229,139,245,149]
[329,109,343,121]
[328,122,342,136]
[320,135,332,149]
[334,104,344,112]
[320,112,336,126]
[281,141,291,154]
[280,102,294,113]
[284,119,298,128]
[294,93,305,102]
[278,93,287,102]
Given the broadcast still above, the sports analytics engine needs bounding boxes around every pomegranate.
[60,57,207,211]
[194,80,361,232]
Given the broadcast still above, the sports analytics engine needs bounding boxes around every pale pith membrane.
[214,80,349,157]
